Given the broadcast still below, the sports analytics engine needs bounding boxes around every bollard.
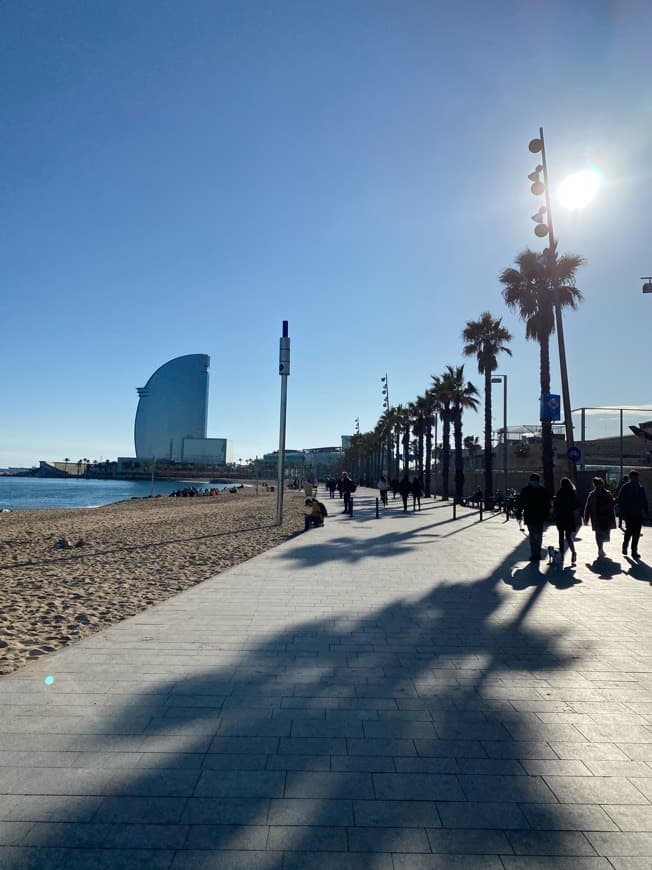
[375,498,379,519]
[453,500,457,520]
[479,502,483,521]
[349,497,354,517]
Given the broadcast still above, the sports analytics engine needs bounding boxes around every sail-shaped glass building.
[134,354,226,463]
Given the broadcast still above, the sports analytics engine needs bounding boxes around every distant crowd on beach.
[169,484,245,498]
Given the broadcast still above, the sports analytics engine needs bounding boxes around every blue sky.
[1,0,650,467]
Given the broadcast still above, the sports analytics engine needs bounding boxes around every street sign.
[540,393,561,421]
[567,445,582,463]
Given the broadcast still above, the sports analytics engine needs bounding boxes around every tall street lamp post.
[528,128,576,480]
[381,374,390,478]
[491,375,508,496]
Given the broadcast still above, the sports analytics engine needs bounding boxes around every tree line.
[339,246,584,501]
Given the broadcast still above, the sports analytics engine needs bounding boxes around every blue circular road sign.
[567,445,582,463]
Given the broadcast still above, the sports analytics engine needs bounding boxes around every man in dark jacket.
[618,470,649,558]
[340,472,355,513]
[517,473,552,562]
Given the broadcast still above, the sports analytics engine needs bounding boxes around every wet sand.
[0,488,305,675]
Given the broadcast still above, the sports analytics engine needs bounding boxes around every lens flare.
[44,676,54,685]
[557,169,601,209]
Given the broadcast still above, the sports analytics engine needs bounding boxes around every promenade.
[0,487,651,869]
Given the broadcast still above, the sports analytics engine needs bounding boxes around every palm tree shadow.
[4,541,593,865]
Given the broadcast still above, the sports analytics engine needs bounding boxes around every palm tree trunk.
[417,425,424,488]
[424,420,432,497]
[484,368,493,503]
[403,423,410,473]
[441,415,451,500]
[540,337,554,494]
[454,411,464,502]
[395,426,401,479]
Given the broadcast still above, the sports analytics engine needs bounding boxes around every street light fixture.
[641,276,652,294]
[381,374,391,478]
[491,375,508,496]
[528,127,576,479]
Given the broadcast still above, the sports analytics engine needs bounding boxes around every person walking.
[618,470,648,559]
[377,475,390,507]
[583,476,616,559]
[553,477,580,567]
[390,478,399,500]
[411,476,423,511]
[340,472,355,514]
[517,473,552,562]
[398,475,412,512]
[616,474,629,530]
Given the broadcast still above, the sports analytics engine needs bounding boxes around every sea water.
[0,477,236,510]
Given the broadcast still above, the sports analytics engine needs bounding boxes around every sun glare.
[557,169,602,209]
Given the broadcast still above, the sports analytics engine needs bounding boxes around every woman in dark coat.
[411,477,423,511]
[553,477,580,567]
[398,475,412,512]
[583,476,616,559]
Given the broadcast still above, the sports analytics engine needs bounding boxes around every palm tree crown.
[500,248,584,493]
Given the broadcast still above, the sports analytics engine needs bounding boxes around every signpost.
[276,321,290,525]
[566,445,582,464]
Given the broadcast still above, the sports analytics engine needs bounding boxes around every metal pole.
[539,127,576,481]
[619,408,624,483]
[580,408,586,472]
[276,321,290,525]
[503,376,508,495]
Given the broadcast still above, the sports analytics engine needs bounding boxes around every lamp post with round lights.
[381,374,392,478]
[528,128,577,480]
[641,277,652,295]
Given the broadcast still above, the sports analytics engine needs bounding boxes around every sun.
[557,169,602,209]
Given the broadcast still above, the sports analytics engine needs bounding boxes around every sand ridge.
[0,488,306,675]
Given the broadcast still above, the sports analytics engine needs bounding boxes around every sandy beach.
[0,487,307,675]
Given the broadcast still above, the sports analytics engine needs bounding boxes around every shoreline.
[0,488,306,675]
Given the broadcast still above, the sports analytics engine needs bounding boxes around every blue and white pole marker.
[44,676,54,686]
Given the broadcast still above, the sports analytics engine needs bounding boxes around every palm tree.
[431,374,454,500]
[462,311,512,503]
[422,390,438,497]
[500,248,584,493]
[444,365,479,502]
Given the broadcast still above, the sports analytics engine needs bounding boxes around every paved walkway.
[1,488,651,869]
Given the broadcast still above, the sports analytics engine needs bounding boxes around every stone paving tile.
[268,824,346,851]
[284,771,373,799]
[604,804,652,830]
[426,827,511,853]
[353,799,440,828]
[348,824,430,852]
[392,855,504,869]
[102,822,190,849]
[0,820,36,845]
[543,774,651,804]
[519,802,622,831]
[330,756,395,772]
[193,770,285,799]
[22,822,112,847]
[506,830,596,855]
[0,846,70,869]
[458,773,557,803]
[500,859,612,870]
[170,849,276,870]
[436,801,530,829]
[184,823,269,850]
[585,831,652,856]
[282,854,392,870]
[0,795,102,822]
[268,798,353,826]
[372,772,464,801]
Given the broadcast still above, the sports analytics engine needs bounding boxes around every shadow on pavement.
[0,535,600,867]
